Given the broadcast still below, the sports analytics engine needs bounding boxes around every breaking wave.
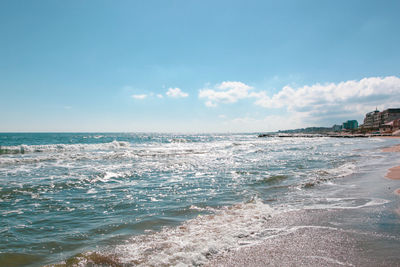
[0,140,130,155]
[56,199,276,266]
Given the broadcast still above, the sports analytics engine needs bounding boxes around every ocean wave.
[254,175,289,185]
[168,138,190,143]
[0,140,130,155]
[327,162,357,177]
[0,147,207,167]
[301,162,357,189]
[299,197,390,211]
[57,199,276,266]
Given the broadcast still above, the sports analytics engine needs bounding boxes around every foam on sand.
[51,194,391,266]
[55,199,277,266]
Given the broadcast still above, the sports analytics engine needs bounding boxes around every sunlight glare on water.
[0,133,398,266]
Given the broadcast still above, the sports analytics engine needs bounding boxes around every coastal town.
[333,107,400,135]
[261,108,400,137]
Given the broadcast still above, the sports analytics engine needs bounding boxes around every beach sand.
[395,188,400,196]
[386,166,400,180]
[382,144,400,152]
[207,141,400,267]
[382,143,400,180]
[375,136,400,139]
[206,209,400,267]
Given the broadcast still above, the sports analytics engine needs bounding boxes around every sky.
[1,0,400,133]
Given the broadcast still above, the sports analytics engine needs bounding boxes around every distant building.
[342,120,358,130]
[332,124,342,131]
[381,108,400,124]
[363,109,380,129]
[363,108,400,129]
[383,118,400,131]
[394,118,400,129]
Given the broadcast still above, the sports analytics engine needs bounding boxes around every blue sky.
[1,0,400,132]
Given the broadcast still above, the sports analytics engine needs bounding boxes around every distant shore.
[258,133,400,138]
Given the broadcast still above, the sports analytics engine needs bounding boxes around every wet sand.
[374,136,400,139]
[382,144,400,152]
[207,142,400,267]
[382,143,400,180]
[395,188,400,196]
[206,209,400,267]
[386,166,400,180]
[207,227,359,267]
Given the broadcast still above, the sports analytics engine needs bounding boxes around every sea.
[0,133,399,266]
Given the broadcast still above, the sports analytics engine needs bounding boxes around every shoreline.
[385,166,400,180]
[3,134,400,266]
[206,207,400,266]
[258,134,400,138]
[395,188,400,196]
[381,143,400,153]
[382,143,400,181]
[206,139,400,267]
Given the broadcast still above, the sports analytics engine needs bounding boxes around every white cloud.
[253,76,400,124]
[199,76,400,129]
[131,94,147,100]
[198,81,253,106]
[156,94,164,98]
[166,87,189,98]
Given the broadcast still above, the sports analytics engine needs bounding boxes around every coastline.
[381,143,400,152]
[206,209,368,267]
[207,204,400,267]
[386,166,400,180]
[382,143,400,196]
[3,134,400,266]
[382,143,400,181]
[206,139,400,267]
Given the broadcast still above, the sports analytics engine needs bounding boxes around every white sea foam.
[327,162,357,178]
[1,208,25,215]
[299,197,390,211]
[0,140,130,155]
[86,188,97,194]
[75,194,389,266]
[82,199,277,266]
[3,134,398,267]
[303,255,355,266]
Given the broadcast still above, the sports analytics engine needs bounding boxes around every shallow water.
[0,133,399,266]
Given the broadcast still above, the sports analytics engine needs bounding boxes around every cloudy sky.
[1,0,400,132]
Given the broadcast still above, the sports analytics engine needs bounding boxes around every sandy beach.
[386,166,400,180]
[206,212,363,267]
[206,208,400,267]
[382,143,400,180]
[206,140,400,267]
[395,188,400,196]
[383,144,400,198]
[382,143,400,153]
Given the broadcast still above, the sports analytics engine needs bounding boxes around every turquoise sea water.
[0,133,399,266]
